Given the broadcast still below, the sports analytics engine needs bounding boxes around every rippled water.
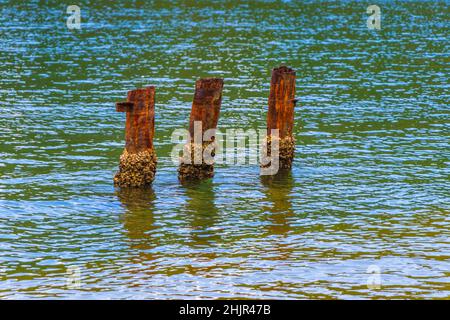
[0,1,449,299]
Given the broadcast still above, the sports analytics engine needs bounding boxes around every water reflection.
[260,171,295,262]
[260,170,295,236]
[181,180,221,247]
[116,187,157,261]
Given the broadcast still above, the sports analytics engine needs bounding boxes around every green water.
[0,0,449,299]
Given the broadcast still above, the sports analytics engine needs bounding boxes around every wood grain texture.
[116,86,155,154]
[188,78,224,139]
[267,66,297,138]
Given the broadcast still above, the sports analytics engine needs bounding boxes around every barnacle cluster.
[178,142,215,181]
[114,149,157,187]
[261,135,295,170]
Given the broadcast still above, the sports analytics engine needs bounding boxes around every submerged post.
[178,78,224,181]
[264,66,297,170]
[114,86,157,187]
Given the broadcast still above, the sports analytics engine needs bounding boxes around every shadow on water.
[260,170,295,236]
[115,186,157,262]
[180,179,221,247]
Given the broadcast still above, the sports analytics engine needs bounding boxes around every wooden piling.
[114,86,157,187]
[178,78,224,181]
[264,66,297,170]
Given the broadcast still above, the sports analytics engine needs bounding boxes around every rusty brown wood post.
[178,78,224,181]
[264,66,297,170]
[114,86,157,187]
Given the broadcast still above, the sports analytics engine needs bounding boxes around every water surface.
[0,0,449,299]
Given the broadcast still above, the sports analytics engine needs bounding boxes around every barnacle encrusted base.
[114,149,157,187]
[261,135,295,170]
[178,142,215,181]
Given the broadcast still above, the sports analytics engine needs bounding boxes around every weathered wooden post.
[264,66,297,170]
[178,78,224,181]
[114,86,157,187]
